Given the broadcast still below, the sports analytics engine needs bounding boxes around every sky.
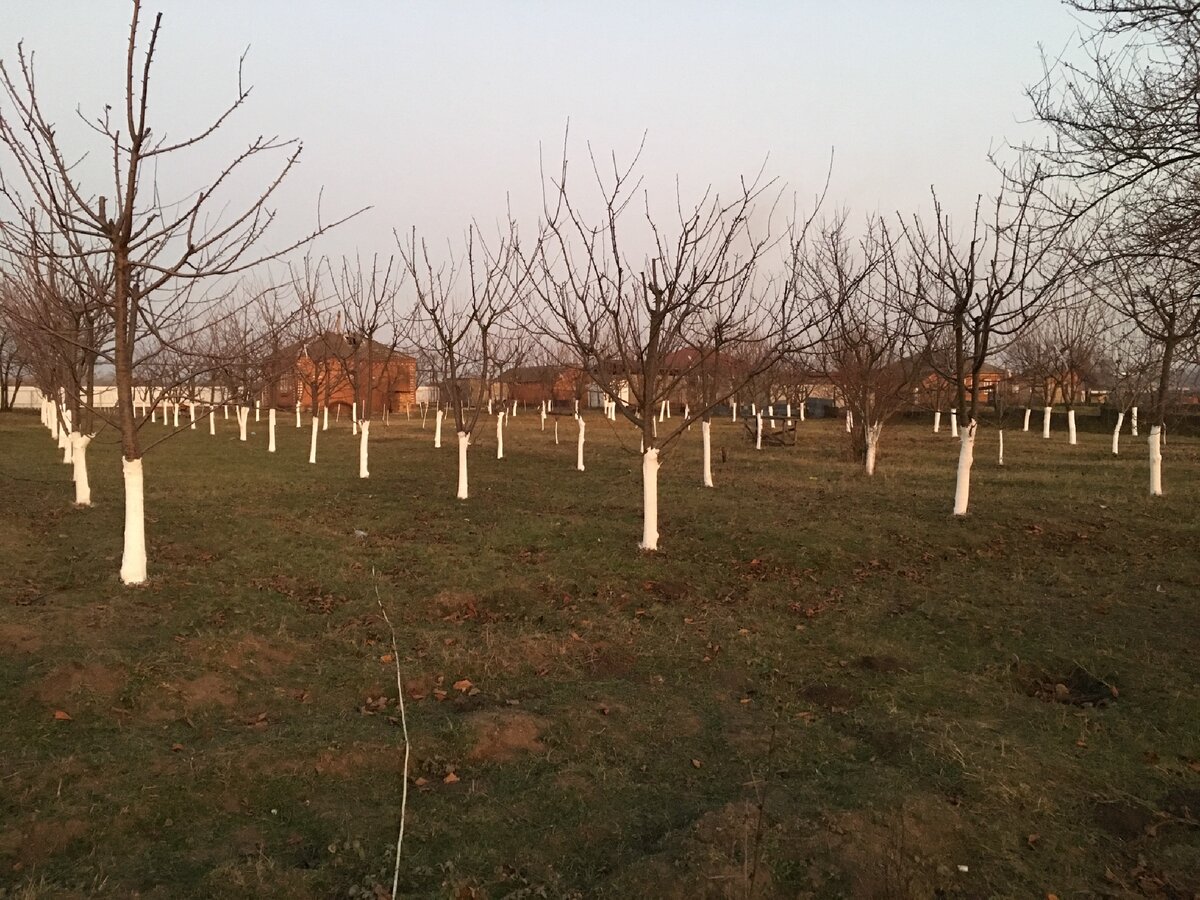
[4,1,1088,267]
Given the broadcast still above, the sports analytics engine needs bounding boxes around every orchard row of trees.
[1,0,1198,584]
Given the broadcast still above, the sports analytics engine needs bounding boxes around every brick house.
[272,331,417,414]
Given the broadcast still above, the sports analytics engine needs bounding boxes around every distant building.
[273,331,417,413]
[498,364,588,407]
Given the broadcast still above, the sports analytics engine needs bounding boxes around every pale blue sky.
[6,2,1085,262]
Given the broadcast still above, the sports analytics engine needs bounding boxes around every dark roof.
[278,331,413,363]
[499,364,580,382]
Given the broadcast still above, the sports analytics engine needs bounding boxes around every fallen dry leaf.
[380,653,395,664]
[53,709,72,721]
[691,758,703,769]
[170,742,185,752]
[433,689,448,702]
[452,678,473,692]
[443,772,460,784]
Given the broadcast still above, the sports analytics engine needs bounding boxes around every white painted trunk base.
[949,410,957,438]
[268,409,277,452]
[1131,407,1138,436]
[1067,409,1077,445]
[434,410,443,448]
[323,406,330,431]
[496,413,505,459]
[702,420,713,487]
[554,419,559,444]
[173,404,180,428]
[352,403,358,435]
[209,411,216,435]
[309,416,319,464]
[1042,406,1052,439]
[998,429,1004,466]
[71,433,92,506]
[120,457,148,585]
[953,420,977,516]
[933,411,941,433]
[456,431,469,499]
[359,420,370,478]
[1023,408,1031,431]
[255,401,261,422]
[224,405,229,420]
[296,403,302,428]
[238,407,249,441]
[864,422,882,476]
[768,405,776,429]
[1149,426,1163,496]
[639,448,660,551]
[732,403,738,422]
[798,403,805,422]
[576,417,586,471]
[189,404,196,429]
[755,414,763,450]
[1112,412,1124,455]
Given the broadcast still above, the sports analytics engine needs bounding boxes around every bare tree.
[530,142,824,549]
[330,254,405,478]
[400,223,531,500]
[0,2,359,583]
[902,180,1074,516]
[803,216,927,475]
[0,288,29,412]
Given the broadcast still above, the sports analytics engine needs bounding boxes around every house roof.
[499,364,580,383]
[279,331,413,364]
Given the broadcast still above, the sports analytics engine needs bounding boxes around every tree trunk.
[238,406,249,441]
[309,416,319,464]
[296,402,302,428]
[701,419,713,487]
[255,401,261,423]
[268,408,277,452]
[554,419,559,444]
[949,410,958,438]
[1067,409,1077,445]
[1148,426,1163,495]
[456,431,469,499]
[359,419,370,478]
[933,410,941,433]
[755,413,763,449]
[173,402,180,428]
[864,422,882,475]
[952,419,977,516]
[540,403,546,431]
[71,433,92,506]
[435,409,443,448]
[1042,406,1051,438]
[998,429,1005,466]
[1022,408,1031,431]
[209,410,215,435]
[496,412,505,459]
[352,402,358,436]
[1131,406,1138,436]
[189,403,196,430]
[639,447,660,551]
[1112,412,1124,455]
[576,416,586,471]
[120,457,148,585]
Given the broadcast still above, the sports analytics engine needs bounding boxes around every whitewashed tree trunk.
[352,402,358,436]
[223,404,229,420]
[864,422,882,476]
[731,403,738,422]
[1148,425,1163,496]
[1067,409,1077,445]
[652,416,657,439]
[268,409,277,452]
[496,412,505,459]
[785,403,792,428]
[639,448,660,551]
[949,410,957,438]
[209,410,215,435]
[1022,407,1031,431]
[173,403,180,428]
[998,429,1005,466]
[189,404,196,430]
[846,409,854,433]
[487,399,493,415]
[456,431,469,499]
[1131,407,1138,436]
[323,406,330,431]
[296,402,302,428]
[540,403,546,431]
[359,420,370,478]
[933,411,941,433]
[755,413,763,450]
[62,427,73,465]
[434,409,443,448]
[576,416,586,471]
[952,420,977,516]
[768,405,776,429]
[71,433,91,505]
[238,406,249,441]
[750,403,757,417]
[554,419,559,444]
[511,399,517,416]
[701,420,713,487]
[1112,412,1124,455]
[1042,406,1052,439]
[799,402,806,422]
[120,457,148,585]
[309,416,319,464]
[150,407,156,423]
[254,401,261,422]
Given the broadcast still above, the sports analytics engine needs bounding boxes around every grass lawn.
[1,408,1198,899]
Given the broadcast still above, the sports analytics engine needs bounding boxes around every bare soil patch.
[32,661,127,705]
[0,623,42,654]
[466,709,547,763]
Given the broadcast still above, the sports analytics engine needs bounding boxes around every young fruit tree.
[801,215,927,475]
[530,143,825,548]
[401,223,531,500]
[902,181,1075,516]
[0,2,358,583]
